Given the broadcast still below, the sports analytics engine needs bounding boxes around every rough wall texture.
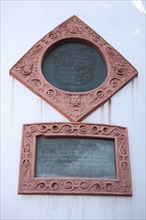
[1,1,145,219]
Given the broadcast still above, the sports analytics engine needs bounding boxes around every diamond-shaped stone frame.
[10,15,138,122]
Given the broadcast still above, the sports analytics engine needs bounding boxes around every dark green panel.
[42,42,107,92]
[35,137,116,179]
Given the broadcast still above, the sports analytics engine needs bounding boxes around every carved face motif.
[69,96,81,110]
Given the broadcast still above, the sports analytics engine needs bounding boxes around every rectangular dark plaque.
[35,137,116,179]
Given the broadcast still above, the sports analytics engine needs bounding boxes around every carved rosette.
[18,122,132,196]
[10,15,138,121]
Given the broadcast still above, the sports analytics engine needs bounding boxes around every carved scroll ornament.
[18,122,132,196]
[10,15,138,121]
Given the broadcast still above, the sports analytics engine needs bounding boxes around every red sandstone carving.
[10,16,138,121]
[18,122,132,196]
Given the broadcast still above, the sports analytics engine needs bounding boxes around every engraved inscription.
[35,137,116,179]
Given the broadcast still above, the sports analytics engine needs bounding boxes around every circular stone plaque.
[42,42,107,92]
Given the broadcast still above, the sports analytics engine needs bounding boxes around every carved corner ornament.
[10,16,138,121]
[18,122,132,196]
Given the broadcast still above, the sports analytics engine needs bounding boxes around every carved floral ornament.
[10,15,138,122]
[18,122,132,196]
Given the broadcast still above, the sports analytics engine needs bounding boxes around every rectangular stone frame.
[18,122,132,196]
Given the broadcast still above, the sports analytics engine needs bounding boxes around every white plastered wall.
[1,1,145,219]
